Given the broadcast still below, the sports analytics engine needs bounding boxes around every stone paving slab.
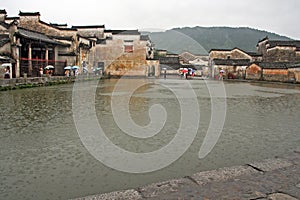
[137,178,192,198]
[248,158,293,172]
[190,165,258,185]
[73,189,142,200]
[146,164,300,200]
[267,193,298,200]
[73,153,300,200]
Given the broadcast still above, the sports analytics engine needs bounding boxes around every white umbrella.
[1,63,12,68]
[220,69,225,73]
[45,65,54,70]
[64,66,72,70]
[72,66,80,70]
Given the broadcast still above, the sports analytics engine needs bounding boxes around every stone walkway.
[74,152,300,200]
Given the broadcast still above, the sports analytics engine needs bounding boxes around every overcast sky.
[1,0,300,39]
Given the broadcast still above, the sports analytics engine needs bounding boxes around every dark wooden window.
[124,45,133,53]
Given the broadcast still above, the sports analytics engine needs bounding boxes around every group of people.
[179,68,195,79]
[39,67,54,77]
[64,69,79,77]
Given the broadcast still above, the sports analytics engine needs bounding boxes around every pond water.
[0,79,299,199]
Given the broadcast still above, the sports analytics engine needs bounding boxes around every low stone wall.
[262,69,289,82]
[246,73,261,80]
[0,75,103,91]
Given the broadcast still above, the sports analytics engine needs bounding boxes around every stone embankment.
[73,151,300,200]
[0,75,103,91]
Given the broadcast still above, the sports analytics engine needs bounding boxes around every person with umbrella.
[45,65,55,76]
[72,66,80,76]
[219,69,225,80]
[39,66,43,77]
[64,66,72,77]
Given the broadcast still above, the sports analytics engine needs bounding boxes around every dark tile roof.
[0,55,14,63]
[96,38,106,44]
[140,35,150,41]
[160,63,182,70]
[72,25,105,29]
[49,23,68,28]
[180,52,197,62]
[39,20,77,31]
[0,34,9,39]
[267,40,300,49]
[246,51,262,57]
[5,16,19,20]
[166,54,179,56]
[19,11,40,16]
[209,47,262,57]
[0,37,10,47]
[109,30,140,35]
[0,21,10,29]
[258,36,268,43]
[209,48,232,52]
[5,17,20,20]
[156,49,167,52]
[289,63,300,68]
[17,28,69,46]
[49,35,73,41]
[159,56,180,64]
[236,48,262,57]
[58,51,76,56]
[257,62,294,69]
[0,9,7,14]
[213,58,250,66]
[77,33,96,40]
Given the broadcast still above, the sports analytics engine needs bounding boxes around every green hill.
[148,26,292,55]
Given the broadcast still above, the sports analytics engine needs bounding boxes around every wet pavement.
[74,151,300,200]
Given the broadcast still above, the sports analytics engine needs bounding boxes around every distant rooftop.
[213,58,250,66]
[16,27,69,46]
[210,47,262,57]
[0,9,7,14]
[209,48,233,52]
[106,30,140,35]
[5,17,19,20]
[267,40,300,49]
[258,62,296,69]
[39,20,77,31]
[50,23,68,27]
[0,21,9,29]
[140,35,150,41]
[19,11,40,16]
[72,25,105,29]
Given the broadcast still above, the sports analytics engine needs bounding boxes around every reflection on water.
[0,79,299,199]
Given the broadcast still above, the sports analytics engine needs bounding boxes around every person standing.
[39,67,43,77]
[4,66,10,79]
[65,70,70,77]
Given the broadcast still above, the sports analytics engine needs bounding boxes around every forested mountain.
[148,26,292,54]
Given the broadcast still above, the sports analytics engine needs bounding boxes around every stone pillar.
[76,47,81,66]
[54,46,58,61]
[28,43,32,76]
[45,46,49,66]
[16,46,20,78]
